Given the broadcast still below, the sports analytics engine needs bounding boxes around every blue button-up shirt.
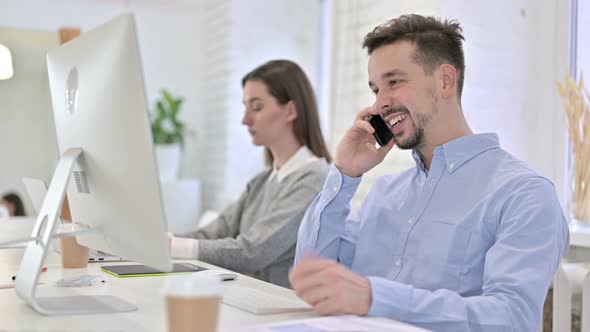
[295,133,569,331]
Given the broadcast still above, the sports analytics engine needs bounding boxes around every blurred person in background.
[0,192,26,217]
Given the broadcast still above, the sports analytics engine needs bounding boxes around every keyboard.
[222,286,312,315]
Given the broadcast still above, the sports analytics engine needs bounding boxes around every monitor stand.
[15,148,137,315]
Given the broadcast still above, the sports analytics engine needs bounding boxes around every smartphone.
[369,115,394,147]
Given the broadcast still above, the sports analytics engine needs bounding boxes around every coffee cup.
[162,274,223,332]
[59,223,89,269]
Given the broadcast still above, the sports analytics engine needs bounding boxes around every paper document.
[222,315,430,332]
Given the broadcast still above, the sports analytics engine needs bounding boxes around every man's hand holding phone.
[335,106,396,178]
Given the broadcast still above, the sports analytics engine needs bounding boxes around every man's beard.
[391,89,438,150]
[395,123,424,150]
[394,110,432,150]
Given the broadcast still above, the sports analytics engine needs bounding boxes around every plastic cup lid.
[161,274,223,298]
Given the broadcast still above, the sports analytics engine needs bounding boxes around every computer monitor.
[15,13,172,315]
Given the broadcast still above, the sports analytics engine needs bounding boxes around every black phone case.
[369,116,394,146]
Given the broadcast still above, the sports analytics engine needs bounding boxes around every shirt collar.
[269,146,319,183]
[412,133,500,174]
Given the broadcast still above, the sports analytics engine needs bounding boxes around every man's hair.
[363,14,466,98]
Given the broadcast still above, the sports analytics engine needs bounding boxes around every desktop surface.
[0,220,423,331]
[0,252,314,331]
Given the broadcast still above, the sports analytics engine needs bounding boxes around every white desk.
[0,219,315,331]
[0,219,424,332]
[564,223,590,262]
[0,252,315,331]
[569,223,590,248]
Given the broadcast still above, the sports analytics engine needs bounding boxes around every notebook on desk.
[101,262,206,278]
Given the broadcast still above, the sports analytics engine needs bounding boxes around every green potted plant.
[151,89,187,182]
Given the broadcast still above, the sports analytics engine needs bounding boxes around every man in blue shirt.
[289,14,569,331]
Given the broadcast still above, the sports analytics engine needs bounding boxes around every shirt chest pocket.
[352,207,405,276]
[407,218,473,291]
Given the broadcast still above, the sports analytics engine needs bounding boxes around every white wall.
[0,0,573,216]
[185,0,232,212]
[224,0,320,206]
[442,0,571,206]
[192,0,321,211]
[0,0,203,214]
[579,1,590,78]
[0,29,59,215]
[0,0,323,215]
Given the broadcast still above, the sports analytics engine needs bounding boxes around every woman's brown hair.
[242,60,331,166]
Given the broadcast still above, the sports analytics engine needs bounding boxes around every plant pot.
[155,143,182,183]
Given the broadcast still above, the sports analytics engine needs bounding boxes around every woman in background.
[169,60,331,288]
[0,192,26,217]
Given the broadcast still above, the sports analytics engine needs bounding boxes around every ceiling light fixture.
[0,43,14,80]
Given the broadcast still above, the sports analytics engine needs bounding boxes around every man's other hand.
[289,255,372,316]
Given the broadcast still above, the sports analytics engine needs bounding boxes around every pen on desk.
[11,267,47,281]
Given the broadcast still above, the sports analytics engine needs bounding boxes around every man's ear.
[439,64,457,99]
[285,100,298,122]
